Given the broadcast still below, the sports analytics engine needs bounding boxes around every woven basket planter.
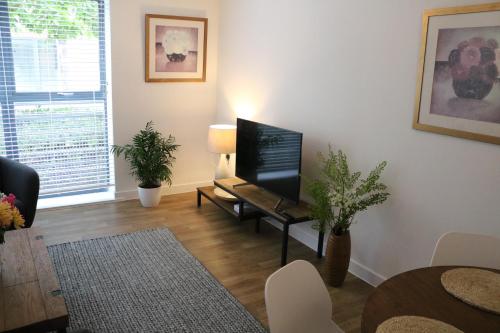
[325,231,351,287]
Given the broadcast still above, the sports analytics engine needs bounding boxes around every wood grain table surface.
[361,266,500,333]
[0,228,68,333]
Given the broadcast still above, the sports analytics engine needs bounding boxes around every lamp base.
[215,154,234,179]
[214,187,237,202]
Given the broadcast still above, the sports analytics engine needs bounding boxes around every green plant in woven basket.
[308,146,390,236]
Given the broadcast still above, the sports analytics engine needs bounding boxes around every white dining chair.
[430,232,500,269]
[264,260,343,333]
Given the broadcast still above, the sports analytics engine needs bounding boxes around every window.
[0,0,113,197]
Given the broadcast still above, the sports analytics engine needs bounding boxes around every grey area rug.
[48,229,267,333]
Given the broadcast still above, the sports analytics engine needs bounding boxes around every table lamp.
[208,124,237,200]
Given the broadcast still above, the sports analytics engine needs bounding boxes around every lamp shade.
[208,124,237,154]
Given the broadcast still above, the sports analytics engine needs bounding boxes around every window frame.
[0,0,112,196]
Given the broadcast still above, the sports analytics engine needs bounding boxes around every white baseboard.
[115,180,213,201]
[264,217,319,251]
[39,180,214,210]
[348,258,386,286]
[38,190,116,210]
[263,217,386,286]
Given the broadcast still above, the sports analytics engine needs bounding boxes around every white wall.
[216,0,500,285]
[110,0,219,197]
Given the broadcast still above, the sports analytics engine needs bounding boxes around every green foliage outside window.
[8,0,99,40]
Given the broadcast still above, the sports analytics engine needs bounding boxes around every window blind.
[0,0,113,196]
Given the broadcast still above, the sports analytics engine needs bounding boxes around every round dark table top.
[361,266,500,333]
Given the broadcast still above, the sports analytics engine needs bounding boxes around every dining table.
[361,266,500,333]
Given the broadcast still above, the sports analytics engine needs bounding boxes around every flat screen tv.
[236,118,303,204]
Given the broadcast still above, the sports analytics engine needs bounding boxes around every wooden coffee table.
[0,228,68,333]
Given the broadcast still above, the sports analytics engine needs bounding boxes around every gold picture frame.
[145,14,208,82]
[413,3,500,145]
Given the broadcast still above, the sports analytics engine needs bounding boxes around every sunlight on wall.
[234,102,256,120]
[221,78,271,122]
[227,90,260,120]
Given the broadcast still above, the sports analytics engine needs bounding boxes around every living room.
[0,0,499,332]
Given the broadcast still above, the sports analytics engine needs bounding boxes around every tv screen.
[236,118,303,204]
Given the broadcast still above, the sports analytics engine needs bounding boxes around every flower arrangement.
[0,193,25,244]
[162,29,190,62]
[449,37,499,100]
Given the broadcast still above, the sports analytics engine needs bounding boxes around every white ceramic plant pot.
[138,186,162,208]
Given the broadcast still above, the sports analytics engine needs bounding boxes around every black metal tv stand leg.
[197,189,202,207]
[281,222,290,266]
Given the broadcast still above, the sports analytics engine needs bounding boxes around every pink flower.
[468,37,486,48]
[451,63,468,81]
[1,193,16,207]
[460,46,481,69]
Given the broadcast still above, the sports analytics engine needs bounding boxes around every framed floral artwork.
[145,14,207,82]
[414,3,500,145]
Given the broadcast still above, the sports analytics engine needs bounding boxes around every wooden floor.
[35,191,373,333]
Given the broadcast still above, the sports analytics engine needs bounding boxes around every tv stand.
[197,177,325,266]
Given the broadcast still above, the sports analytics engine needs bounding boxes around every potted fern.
[308,146,389,287]
[111,121,180,207]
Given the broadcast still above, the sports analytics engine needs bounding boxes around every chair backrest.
[430,232,500,269]
[264,260,342,333]
[0,156,39,227]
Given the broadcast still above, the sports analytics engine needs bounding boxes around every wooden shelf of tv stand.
[214,177,311,225]
[197,186,262,221]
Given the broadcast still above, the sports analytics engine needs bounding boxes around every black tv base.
[197,177,325,266]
